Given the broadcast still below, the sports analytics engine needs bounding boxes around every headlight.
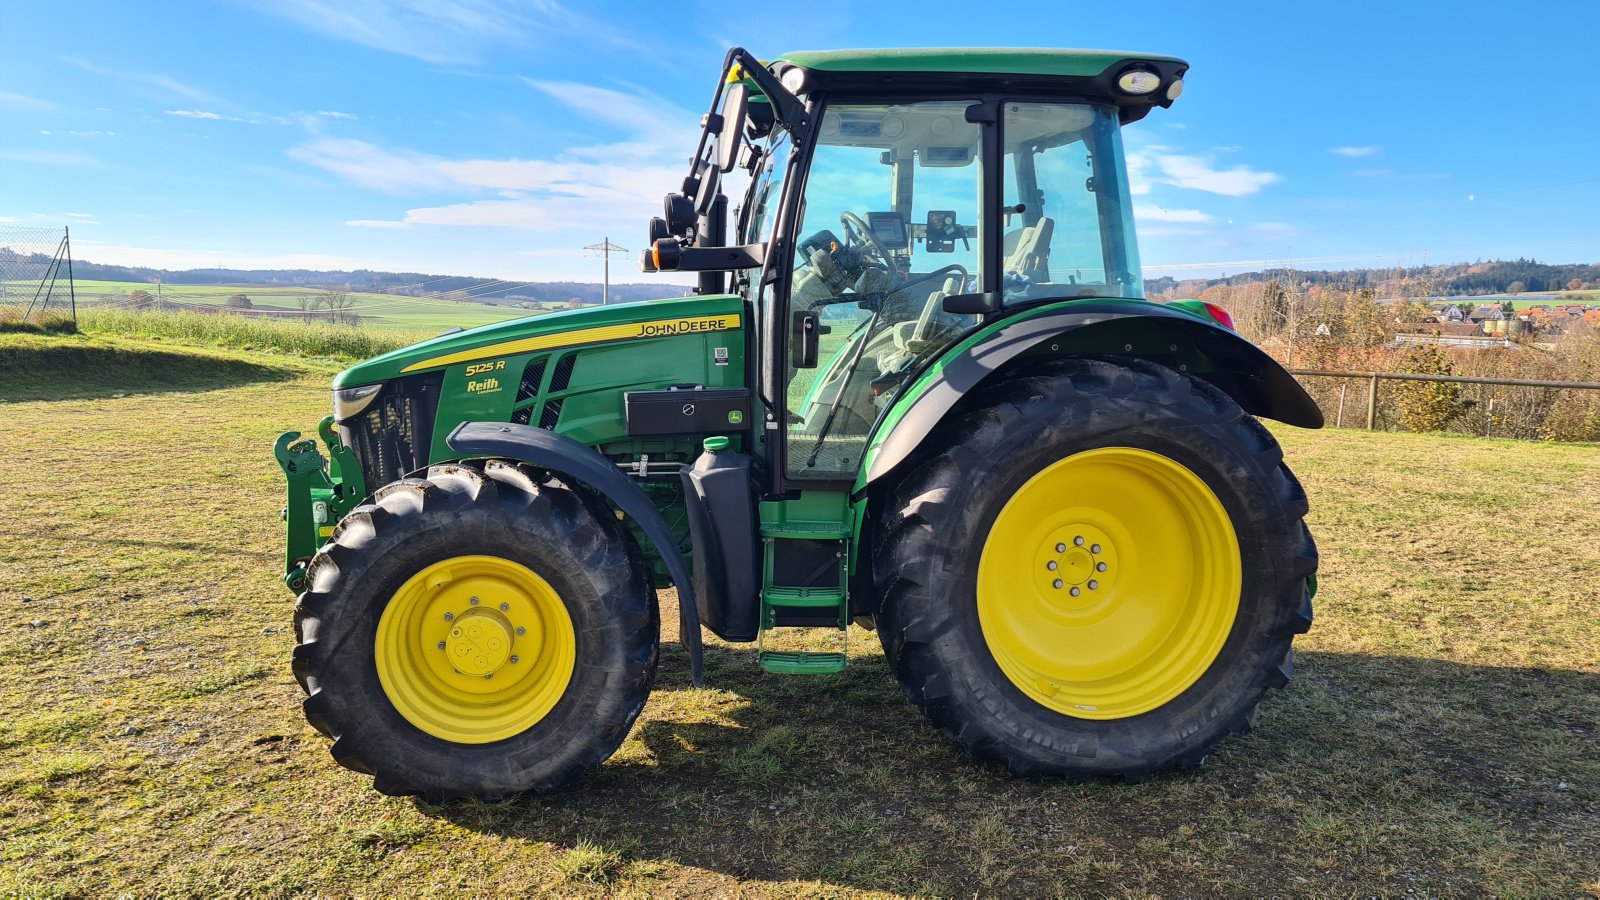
[332,383,382,420]
[1166,78,1185,101]
[1116,69,1161,95]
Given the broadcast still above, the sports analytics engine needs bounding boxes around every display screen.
[866,212,907,250]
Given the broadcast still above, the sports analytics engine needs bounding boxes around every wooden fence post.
[1366,374,1379,430]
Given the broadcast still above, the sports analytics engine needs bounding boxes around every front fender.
[445,421,704,687]
[858,300,1323,488]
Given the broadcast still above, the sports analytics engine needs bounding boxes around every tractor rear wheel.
[292,459,657,800]
[873,357,1316,780]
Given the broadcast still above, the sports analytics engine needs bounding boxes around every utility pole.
[583,237,628,305]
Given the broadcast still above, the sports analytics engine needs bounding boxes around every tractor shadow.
[417,646,1600,894]
[0,341,297,402]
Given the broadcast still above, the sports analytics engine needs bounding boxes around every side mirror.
[942,292,999,315]
[718,84,748,174]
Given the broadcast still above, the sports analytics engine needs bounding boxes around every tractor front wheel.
[873,357,1316,780]
[292,459,657,800]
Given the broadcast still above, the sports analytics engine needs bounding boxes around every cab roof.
[768,48,1188,122]
[774,48,1185,80]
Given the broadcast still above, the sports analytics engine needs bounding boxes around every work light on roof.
[780,66,809,95]
[1166,78,1185,101]
[1116,69,1161,95]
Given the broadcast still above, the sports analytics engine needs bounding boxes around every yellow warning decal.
[401,314,742,373]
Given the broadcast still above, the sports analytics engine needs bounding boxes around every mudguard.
[446,421,704,687]
[859,300,1324,488]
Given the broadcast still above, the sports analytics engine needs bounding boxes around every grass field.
[1,331,1596,896]
[57,280,539,331]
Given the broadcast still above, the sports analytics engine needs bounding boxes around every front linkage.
[273,415,365,593]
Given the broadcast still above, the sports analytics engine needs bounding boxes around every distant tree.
[226,292,252,309]
[1254,280,1289,339]
[1507,280,1526,294]
[1392,344,1467,433]
[1500,300,1515,315]
[322,288,356,325]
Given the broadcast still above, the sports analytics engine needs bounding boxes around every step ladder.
[757,519,850,675]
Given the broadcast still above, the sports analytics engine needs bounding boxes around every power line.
[582,237,629,306]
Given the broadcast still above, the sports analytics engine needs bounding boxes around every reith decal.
[466,377,502,395]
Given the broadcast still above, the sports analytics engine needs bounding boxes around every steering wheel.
[838,212,895,275]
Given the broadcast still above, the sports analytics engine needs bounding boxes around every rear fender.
[858,300,1323,489]
[445,421,704,686]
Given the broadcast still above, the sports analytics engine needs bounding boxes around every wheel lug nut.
[470,596,480,606]
[1052,579,1064,589]
[499,602,510,611]
[437,640,446,650]
[516,626,526,636]
[1055,543,1066,553]
[510,655,519,664]
[1046,561,1058,571]
[1090,544,1101,554]
[1097,562,1107,572]
[484,674,492,680]
[1070,586,1081,597]
[443,612,454,621]
[1088,580,1099,590]
[1074,536,1085,546]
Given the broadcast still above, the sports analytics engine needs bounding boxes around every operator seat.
[1002,217,1054,285]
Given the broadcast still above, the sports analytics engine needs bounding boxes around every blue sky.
[1,0,1595,282]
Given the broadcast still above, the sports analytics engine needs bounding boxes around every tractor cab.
[644,48,1185,491]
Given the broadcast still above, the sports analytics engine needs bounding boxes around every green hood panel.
[333,294,743,388]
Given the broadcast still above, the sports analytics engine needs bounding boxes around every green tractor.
[276,47,1321,799]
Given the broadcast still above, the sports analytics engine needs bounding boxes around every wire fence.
[0,225,75,325]
[1291,369,1600,441]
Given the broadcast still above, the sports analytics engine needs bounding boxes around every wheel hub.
[1037,524,1117,606]
[446,610,514,676]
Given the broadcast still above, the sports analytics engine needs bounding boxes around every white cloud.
[291,80,697,233]
[74,241,418,272]
[60,55,212,103]
[66,130,119,137]
[1351,167,1394,178]
[0,90,54,110]
[248,0,634,65]
[1135,205,1215,224]
[288,139,457,193]
[1148,153,1281,196]
[166,109,238,121]
[317,110,359,120]
[1330,145,1380,157]
[346,219,411,229]
[0,149,100,167]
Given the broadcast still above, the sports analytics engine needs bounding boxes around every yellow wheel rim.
[375,555,576,744]
[977,447,1241,720]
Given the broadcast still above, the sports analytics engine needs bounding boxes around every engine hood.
[333,293,743,388]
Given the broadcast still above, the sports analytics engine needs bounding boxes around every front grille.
[341,373,442,496]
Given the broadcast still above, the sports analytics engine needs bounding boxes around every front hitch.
[275,416,366,593]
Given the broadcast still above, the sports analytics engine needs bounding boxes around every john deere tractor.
[276,47,1321,799]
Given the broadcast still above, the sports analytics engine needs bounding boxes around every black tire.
[292,459,658,800]
[872,357,1316,781]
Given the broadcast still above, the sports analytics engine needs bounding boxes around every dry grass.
[0,332,1596,896]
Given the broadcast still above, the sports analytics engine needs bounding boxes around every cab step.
[757,650,848,675]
